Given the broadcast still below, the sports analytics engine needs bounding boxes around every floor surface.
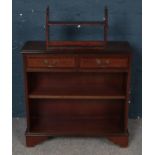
[12,118,142,155]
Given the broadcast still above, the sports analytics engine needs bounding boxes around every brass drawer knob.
[48,60,57,67]
[104,59,110,64]
[43,59,49,64]
[96,59,101,65]
[43,59,58,67]
[96,59,110,66]
[47,65,54,68]
[51,60,57,65]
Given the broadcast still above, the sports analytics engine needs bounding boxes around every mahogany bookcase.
[21,6,132,147]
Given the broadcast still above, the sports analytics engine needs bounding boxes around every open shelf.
[30,117,124,134]
[28,72,127,100]
[45,6,108,49]
[29,99,125,117]
[29,99,124,134]
[29,88,125,99]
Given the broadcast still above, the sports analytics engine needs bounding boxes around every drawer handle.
[96,59,110,66]
[47,65,54,68]
[43,59,49,64]
[43,59,57,67]
[104,59,110,64]
[51,60,58,65]
[96,59,102,65]
[48,61,57,67]
[50,60,58,67]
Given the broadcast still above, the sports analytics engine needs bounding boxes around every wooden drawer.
[80,56,128,68]
[26,55,76,68]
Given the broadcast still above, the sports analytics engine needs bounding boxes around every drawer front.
[26,55,76,68]
[80,56,128,68]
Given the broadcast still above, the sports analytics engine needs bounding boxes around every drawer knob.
[104,59,110,64]
[43,59,49,64]
[51,60,57,65]
[96,59,110,66]
[48,60,58,67]
[96,59,101,65]
[47,65,54,68]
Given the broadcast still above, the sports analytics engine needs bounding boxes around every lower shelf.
[29,117,124,135]
[28,99,125,134]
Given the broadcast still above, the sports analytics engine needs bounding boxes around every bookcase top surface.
[21,41,132,54]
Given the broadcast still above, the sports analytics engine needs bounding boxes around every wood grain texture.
[45,6,108,49]
[107,133,129,147]
[26,134,48,147]
[22,41,132,53]
[22,41,131,147]
[26,55,76,68]
[80,56,128,68]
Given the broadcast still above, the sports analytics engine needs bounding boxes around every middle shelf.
[27,72,127,100]
[29,88,126,99]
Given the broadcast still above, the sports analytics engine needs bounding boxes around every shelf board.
[29,117,124,135]
[29,94,125,99]
[29,89,126,100]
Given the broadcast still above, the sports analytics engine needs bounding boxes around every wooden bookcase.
[21,7,132,147]
[22,41,131,147]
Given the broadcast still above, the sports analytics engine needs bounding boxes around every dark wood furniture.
[22,41,131,147]
[21,6,131,147]
[45,6,108,49]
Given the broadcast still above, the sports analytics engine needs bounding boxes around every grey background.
[12,0,142,118]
